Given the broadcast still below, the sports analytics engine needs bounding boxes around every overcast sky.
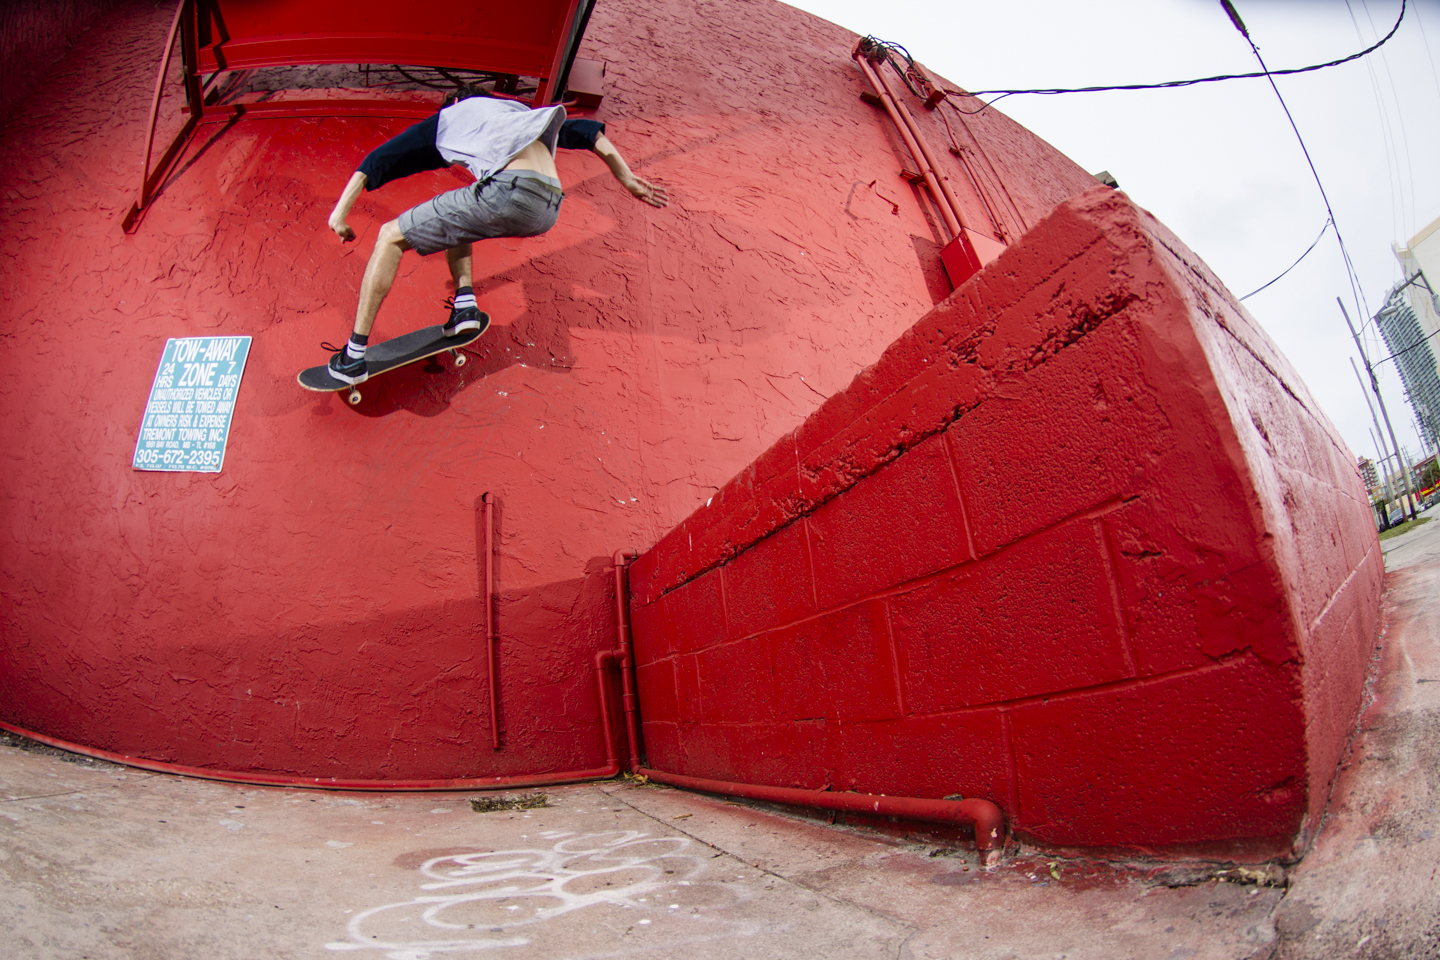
[786,0,1440,472]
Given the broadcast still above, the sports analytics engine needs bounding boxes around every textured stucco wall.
[0,0,117,125]
[628,188,1381,859]
[0,0,1098,778]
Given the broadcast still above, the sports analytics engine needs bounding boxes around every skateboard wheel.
[453,351,467,367]
[348,389,362,405]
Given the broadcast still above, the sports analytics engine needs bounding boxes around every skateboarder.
[323,87,668,384]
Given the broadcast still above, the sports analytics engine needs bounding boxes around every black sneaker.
[327,348,368,384]
[442,305,489,338]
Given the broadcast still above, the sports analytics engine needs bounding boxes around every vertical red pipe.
[868,62,975,240]
[595,650,624,769]
[852,50,962,240]
[484,493,499,750]
[612,550,642,769]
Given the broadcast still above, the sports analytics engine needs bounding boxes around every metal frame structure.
[122,0,595,232]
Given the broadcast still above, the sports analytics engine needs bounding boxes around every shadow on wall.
[137,105,938,356]
[0,0,117,126]
[305,321,576,419]
[2,537,626,782]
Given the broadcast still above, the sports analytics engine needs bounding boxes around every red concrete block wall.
[0,0,1104,781]
[628,188,1382,858]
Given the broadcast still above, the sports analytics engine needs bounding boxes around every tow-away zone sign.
[133,336,251,473]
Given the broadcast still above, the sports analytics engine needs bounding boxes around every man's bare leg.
[442,241,485,336]
[446,242,473,291]
[353,219,412,337]
[327,219,411,382]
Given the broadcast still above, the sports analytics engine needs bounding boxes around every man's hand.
[328,171,368,243]
[623,176,669,208]
[595,135,670,211]
[329,213,357,242]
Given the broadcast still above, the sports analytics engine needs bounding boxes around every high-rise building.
[1394,215,1440,333]
[1391,218,1440,448]
[1376,285,1440,449]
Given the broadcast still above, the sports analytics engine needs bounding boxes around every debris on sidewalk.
[469,792,550,812]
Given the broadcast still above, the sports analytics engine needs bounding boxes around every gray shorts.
[398,171,564,256]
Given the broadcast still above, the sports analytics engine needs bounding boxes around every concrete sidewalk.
[1380,503,1438,572]
[4,520,1438,959]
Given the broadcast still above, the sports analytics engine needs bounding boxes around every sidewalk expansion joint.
[607,785,922,934]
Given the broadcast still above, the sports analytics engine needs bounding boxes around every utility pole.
[1340,297,1419,521]
[1366,427,1387,498]
[1355,359,1397,525]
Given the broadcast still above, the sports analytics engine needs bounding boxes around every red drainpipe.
[0,565,630,790]
[0,715,619,792]
[634,766,1006,865]
[867,57,974,240]
[852,42,962,241]
[851,41,987,281]
[611,550,643,768]
[483,492,500,750]
[608,554,1006,862]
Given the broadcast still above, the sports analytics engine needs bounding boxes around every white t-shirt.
[435,97,567,183]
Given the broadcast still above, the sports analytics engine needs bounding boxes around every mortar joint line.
[663,494,1135,657]
[1094,515,1139,678]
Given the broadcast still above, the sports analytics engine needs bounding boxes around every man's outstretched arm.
[328,171,369,242]
[593,134,668,208]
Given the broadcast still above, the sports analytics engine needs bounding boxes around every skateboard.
[297,318,488,405]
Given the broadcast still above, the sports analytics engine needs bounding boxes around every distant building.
[1376,283,1440,449]
[1358,456,1379,492]
[1415,452,1439,493]
[1391,219,1440,448]
[1393,215,1440,337]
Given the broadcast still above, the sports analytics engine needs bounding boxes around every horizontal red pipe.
[636,766,1005,860]
[0,718,616,791]
[0,641,631,792]
[0,654,623,792]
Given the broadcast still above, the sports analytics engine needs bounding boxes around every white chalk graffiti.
[325,830,741,959]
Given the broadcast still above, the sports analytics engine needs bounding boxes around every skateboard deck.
[297,319,488,404]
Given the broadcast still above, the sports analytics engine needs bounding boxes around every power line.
[1346,0,1406,245]
[1238,219,1332,301]
[940,0,1405,108]
[1220,0,1369,323]
[1375,324,1440,366]
[863,4,1407,309]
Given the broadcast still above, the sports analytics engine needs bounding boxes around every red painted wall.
[0,0,117,125]
[628,188,1382,858]
[0,0,1099,779]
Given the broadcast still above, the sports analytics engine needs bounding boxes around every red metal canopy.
[123,0,594,232]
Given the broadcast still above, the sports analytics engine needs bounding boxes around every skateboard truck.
[299,321,487,404]
[343,347,468,405]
